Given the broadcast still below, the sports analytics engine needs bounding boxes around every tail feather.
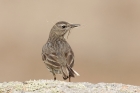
[71,68,80,76]
[61,65,80,80]
[66,65,75,77]
[61,66,69,79]
[66,65,80,76]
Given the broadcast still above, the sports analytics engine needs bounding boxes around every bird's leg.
[52,72,56,80]
[69,76,71,82]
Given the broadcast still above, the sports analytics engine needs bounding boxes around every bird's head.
[50,21,80,36]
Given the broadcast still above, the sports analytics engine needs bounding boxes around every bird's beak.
[70,24,80,28]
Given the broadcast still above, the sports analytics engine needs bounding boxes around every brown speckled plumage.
[42,21,80,81]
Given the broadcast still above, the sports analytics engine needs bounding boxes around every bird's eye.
[62,25,66,28]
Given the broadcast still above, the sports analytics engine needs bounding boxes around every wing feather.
[42,43,61,68]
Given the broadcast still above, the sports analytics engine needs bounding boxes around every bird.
[42,21,80,82]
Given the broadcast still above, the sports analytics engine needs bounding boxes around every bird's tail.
[61,65,80,80]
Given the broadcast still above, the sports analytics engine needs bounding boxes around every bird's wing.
[42,43,61,68]
[64,47,80,76]
[65,49,74,68]
[42,41,74,68]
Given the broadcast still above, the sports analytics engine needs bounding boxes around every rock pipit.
[42,21,80,82]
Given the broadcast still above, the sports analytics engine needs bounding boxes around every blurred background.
[0,0,140,86]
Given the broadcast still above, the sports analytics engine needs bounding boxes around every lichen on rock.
[0,80,140,93]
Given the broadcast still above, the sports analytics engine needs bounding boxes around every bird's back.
[42,38,74,71]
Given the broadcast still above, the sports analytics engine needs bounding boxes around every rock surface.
[0,80,140,93]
